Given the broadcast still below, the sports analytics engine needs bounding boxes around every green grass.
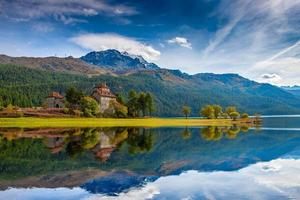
[0,117,251,128]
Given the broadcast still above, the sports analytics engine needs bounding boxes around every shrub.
[229,112,240,120]
[62,108,69,114]
[80,96,99,117]
[6,104,14,113]
[241,113,249,119]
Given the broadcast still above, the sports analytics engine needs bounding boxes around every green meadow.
[0,117,252,128]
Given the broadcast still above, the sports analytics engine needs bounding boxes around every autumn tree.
[201,105,215,119]
[182,106,191,119]
[229,111,240,120]
[212,104,223,118]
[225,106,237,117]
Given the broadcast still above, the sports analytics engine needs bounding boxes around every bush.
[105,101,128,118]
[62,108,69,114]
[5,104,15,113]
[79,96,99,117]
[241,113,249,119]
[229,112,240,120]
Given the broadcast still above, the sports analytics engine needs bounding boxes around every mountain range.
[0,49,300,116]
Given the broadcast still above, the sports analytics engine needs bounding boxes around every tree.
[138,92,147,116]
[109,101,128,118]
[66,86,84,107]
[182,106,191,119]
[145,92,155,116]
[212,104,223,118]
[0,98,3,111]
[226,106,237,117]
[229,111,240,120]
[116,93,126,105]
[79,96,99,117]
[201,105,215,119]
[127,90,139,117]
[241,113,249,119]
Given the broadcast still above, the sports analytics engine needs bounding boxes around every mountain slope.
[80,49,159,72]
[0,54,109,75]
[1,64,300,116]
[282,86,300,97]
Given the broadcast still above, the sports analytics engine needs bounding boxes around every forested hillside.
[1,64,300,116]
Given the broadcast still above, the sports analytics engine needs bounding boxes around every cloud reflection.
[94,158,300,200]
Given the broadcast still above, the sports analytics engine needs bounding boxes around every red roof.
[48,92,64,99]
[92,83,116,98]
[95,147,115,162]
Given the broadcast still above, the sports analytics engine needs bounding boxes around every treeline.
[62,86,155,118]
[182,104,249,120]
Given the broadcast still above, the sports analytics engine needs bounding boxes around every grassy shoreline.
[0,117,255,128]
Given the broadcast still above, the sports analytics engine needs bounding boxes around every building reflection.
[0,127,155,163]
[0,125,252,162]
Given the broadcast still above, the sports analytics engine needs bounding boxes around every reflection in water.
[181,127,191,140]
[0,125,250,163]
[0,127,155,163]
[0,158,299,200]
[1,122,300,199]
[200,125,250,141]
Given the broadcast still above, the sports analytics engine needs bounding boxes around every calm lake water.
[0,117,300,200]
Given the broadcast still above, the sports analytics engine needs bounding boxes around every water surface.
[0,117,300,199]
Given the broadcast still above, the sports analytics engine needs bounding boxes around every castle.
[46,83,116,113]
[91,83,117,112]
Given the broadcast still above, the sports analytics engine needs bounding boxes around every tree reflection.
[201,125,250,141]
[126,128,154,155]
[181,127,192,139]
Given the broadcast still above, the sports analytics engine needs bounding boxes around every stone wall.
[46,97,64,108]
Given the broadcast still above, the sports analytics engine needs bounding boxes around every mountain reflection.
[2,124,300,194]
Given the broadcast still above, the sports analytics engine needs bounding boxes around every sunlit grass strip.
[0,117,252,128]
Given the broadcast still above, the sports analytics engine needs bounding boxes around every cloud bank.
[0,0,137,24]
[71,33,161,61]
[167,37,192,49]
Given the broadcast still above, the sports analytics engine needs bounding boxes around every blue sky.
[0,0,300,85]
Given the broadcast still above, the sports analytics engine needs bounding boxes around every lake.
[0,117,300,200]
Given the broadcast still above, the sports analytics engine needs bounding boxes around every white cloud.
[247,40,300,85]
[191,0,300,86]
[84,184,159,200]
[261,73,282,84]
[167,37,192,49]
[203,0,300,56]
[142,159,300,199]
[0,0,138,24]
[71,33,161,61]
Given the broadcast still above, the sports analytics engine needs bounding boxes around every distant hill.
[282,85,300,96]
[0,54,109,75]
[80,49,159,73]
[1,64,300,116]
